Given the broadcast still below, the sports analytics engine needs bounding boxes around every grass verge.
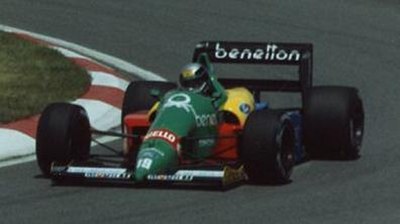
[0,32,91,123]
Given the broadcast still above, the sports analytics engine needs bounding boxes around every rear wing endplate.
[192,41,313,95]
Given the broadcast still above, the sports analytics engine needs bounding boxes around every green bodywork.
[135,54,227,182]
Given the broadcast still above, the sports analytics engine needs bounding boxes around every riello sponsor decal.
[214,43,301,62]
[144,129,179,149]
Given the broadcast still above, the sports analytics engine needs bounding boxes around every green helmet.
[179,63,210,94]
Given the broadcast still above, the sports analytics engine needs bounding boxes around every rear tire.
[239,110,296,184]
[304,86,364,160]
[36,103,91,176]
[121,81,176,132]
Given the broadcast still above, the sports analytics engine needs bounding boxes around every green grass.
[0,32,91,123]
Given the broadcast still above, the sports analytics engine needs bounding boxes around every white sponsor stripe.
[175,170,224,177]
[89,71,129,91]
[0,129,35,160]
[72,99,121,131]
[67,167,127,174]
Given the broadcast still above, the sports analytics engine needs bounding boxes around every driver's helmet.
[178,63,210,94]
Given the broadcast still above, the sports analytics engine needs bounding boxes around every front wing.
[50,163,247,189]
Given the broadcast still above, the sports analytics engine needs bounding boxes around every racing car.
[36,41,364,188]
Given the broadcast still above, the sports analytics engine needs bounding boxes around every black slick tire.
[239,109,296,185]
[304,86,364,160]
[36,103,91,177]
[121,81,176,132]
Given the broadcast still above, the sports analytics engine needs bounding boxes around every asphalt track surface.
[0,1,399,223]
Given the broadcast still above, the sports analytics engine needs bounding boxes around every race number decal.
[136,158,153,170]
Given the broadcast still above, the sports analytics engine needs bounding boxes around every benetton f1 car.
[36,41,364,188]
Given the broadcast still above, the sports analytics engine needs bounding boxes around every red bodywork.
[124,111,241,162]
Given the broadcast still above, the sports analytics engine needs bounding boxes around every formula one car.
[36,41,364,188]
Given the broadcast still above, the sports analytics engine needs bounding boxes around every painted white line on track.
[0,154,36,168]
[89,71,130,91]
[0,24,166,81]
[51,46,93,61]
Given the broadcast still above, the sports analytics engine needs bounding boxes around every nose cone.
[134,141,180,183]
[134,161,151,182]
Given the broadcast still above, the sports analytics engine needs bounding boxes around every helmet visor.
[180,66,208,92]
[181,78,204,89]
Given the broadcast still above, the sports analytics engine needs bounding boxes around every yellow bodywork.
[148,101,159,121]
[221,87,255,126]
[147,87,255,126]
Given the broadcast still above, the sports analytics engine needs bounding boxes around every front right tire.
[239,109,296,184]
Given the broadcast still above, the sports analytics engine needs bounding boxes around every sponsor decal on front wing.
[146,170,223,182]
[147,174,194,182]
[65,167,134,179]
[146,167,246,185]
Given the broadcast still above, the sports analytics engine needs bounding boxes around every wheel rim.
[276,124,295,178]
[349,101,364,155]
[350,117,363,154]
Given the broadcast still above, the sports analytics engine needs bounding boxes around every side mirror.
[212,92,222,108]
[212,92,221,98]
[150,88,161,100]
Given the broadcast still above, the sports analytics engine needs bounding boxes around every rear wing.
[192,41,313,99]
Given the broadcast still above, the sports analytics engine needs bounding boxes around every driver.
[178,62,227,108]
